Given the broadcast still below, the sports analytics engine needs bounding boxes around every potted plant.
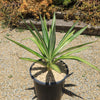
[6,13,100,100]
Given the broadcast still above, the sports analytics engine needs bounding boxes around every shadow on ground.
[26,79,83,100]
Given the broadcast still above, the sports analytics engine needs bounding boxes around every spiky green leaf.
[54,26,87,57]
[40,15,49,47]
[19,57,38,62]
[19,57,46,66]
[30,20,49,57]
[54,21,78,55]
[6,37,44,59]
[48,13,56,59]
[57,56,100,72]
[57,21,78,47]
[50,63,61,73]
[54,30,75,56]
[56,41,95,56]
[62,46,89,56]
[29,37,45,56]
[54,46,90,62]
[30,21,42,40]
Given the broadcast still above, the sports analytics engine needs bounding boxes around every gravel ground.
[0,25,100,100]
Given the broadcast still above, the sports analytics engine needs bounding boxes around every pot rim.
[29,60,72,85]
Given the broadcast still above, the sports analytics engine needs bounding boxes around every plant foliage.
[0,0,99,27]
[64,0,100,25]
[0,0,54,27]
[6,13,100,73]
[0,0,22,27]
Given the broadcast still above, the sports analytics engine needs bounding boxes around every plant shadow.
[31,67,47,78]
[62,84,84,99]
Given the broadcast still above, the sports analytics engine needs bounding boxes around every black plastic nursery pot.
[30,60,69,100]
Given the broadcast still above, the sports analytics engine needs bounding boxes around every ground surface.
[0,24,100,100]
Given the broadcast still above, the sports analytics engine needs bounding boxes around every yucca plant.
[6,13,100,73]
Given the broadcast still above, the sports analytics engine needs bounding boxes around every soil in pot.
[31,60,68,83]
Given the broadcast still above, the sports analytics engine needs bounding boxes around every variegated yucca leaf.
[50,63,61,73]
[55,41,96,56]
[54,56,100,72]
[48,14,56,59]
[6,37,45,59]
[40,15,49,47]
